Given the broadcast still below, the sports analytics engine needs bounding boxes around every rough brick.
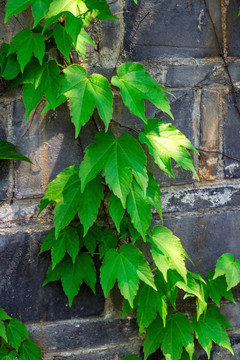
[227,0,240,57]
[12,100,82,197]
[0,228,105,323]
[124,0,222,60]
[223,91,240,178]
[166,64,226,88]
[29,318,139,352]
[198,89,220,181]
[158,210,240,276]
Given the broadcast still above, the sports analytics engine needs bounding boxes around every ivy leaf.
[111,62,173,122]
[121,356,141,360]
[78,175,104,236]
[53,24,73,61]
[135,274,168,334]
[2,351,19,360]
[15,58,60,119]
[100,244,156,307]
[146,171,162,221]
[139,119,198,178]
[50,227,80,268]
[75,28,96,61]
[0,320,7,342]
[8,29,45,72]
[0,308,11,321]
[80,131,148,207]
[149,226,188,282]
[1,51,20,80]
[6,319,29,351]
[65,13,83,44]
[192,306,234,358]
[108,192,125,232]
[86,0,119,20]
[83,224,102,256]
[32,0,52,28]
[46,0,85,19]
[44,253,96,306]
[60,65,113,136]
[19,339,42,360]
[180,351,198,360]
[5,0,31,22]
[98,229,118,259]
[213,253,240,290]
[143,313,194,360]
[206,270,235,307]
[127,180,152,240]
[0,140,32,163]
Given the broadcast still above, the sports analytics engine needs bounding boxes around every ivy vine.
[0,1,240,359]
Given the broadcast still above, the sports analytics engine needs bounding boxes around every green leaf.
[192,306,234,358]
[0,140,32,163]
[146,171,162,221]
[51,227,80,268]
[122,299,133,319]
[44,253,96,306]
[143,313,194,360]
[213,253,240,290]
[8,29,45,72]
[15,58,60,119]
[32,0,52,28]
[86,0,119,20]
[78,175,104,235]
[0,308,11,321]
[139,119,198,178]
[135,275,168,334]
[121,356,141,360]
[2,351,19,360]
[6,319,29,351]
[19,339,42,360]
[53,24,73,61]
[0,348,8,357]
[98,229,118,259]
[108,192,125,232]
[46,0,85,18]
[75,28,96,61]
[1,54,20,80]
[111,62,173,122]
[5,0,31,22]
[60,65,113,136]
[0,320,7,342]
[206,270,235,307]
[180,351,198,360]
[126,181,152,240]
[80,131,148,207]
[149,226,188,282]
[100,244,156,307]
[83,224,101,256]
[65,13,83,44]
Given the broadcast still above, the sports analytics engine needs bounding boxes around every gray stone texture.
[0,228,105,323]
[227,0,240,57]
[53,347,140,360]
[124,0,222,60]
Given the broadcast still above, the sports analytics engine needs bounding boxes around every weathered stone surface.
[162,185,240,214]
[227,0,240,57]
[228,62,240,83]
[29,319,139,352]
[124,0,222,60]
[157,210,240,275]
[197,333,240,359]
[0,228,105,323]
[223,91,240,178]
[53,346,140,360]
[12,100,82,197]
[166,64,226,87]
[198,89,220,181]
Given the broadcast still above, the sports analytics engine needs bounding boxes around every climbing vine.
[1,1,240,359]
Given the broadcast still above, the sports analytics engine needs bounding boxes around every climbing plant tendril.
[1,0,240,359]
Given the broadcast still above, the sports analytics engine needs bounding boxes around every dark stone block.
[124,0,222,60]
[30,318,138,352]
[0,161,9,199]
[54,347,139,360]
[227,0,240,57]
[228,62,240,83]
[0,229,105,323]
[166,64,226,88]
[223,91,240,178]
[159,210,240,275]
[13,100,82,197]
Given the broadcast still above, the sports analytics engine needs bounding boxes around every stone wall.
[1,0,240,359]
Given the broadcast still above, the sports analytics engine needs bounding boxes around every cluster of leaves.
[0,308,41,360]
[1,0,240,360]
